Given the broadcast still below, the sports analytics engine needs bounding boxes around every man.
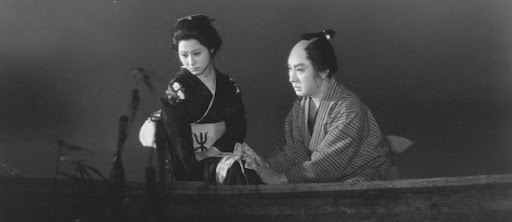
[244,30,393,184]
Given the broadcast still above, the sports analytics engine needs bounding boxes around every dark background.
[1,0,511,181]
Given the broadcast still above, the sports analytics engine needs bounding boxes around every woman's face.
[287,40,322,97]
[178,39,213,75]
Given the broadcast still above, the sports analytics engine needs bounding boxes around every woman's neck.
[196,65,215,84]
[196,65,216,93]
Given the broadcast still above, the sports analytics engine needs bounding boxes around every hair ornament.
[323,30,331,40]
[176,14,215,23]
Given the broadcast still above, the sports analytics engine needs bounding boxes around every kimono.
[161,68,258,183]
[267,78,392,183]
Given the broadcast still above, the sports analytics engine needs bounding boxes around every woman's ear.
[210,49,215,55]
[319,69,330,80]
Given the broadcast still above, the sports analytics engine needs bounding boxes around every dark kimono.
[162,68,257,184]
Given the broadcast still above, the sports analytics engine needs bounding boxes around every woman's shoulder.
[166,68,193,103]
[216,71,237,83]
[170,68,193,85]
[216,71,241,95]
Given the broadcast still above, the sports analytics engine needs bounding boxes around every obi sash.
[191,75,224,153]
[190,121,226,152]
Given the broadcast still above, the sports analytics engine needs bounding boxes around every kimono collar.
[307,77,340,152]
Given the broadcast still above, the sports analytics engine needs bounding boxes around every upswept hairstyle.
[172,14,222,57]
[299,29,338,77]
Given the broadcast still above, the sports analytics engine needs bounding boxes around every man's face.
[287,40,322,97]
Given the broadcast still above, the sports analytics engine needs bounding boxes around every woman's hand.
[195,146,229,161]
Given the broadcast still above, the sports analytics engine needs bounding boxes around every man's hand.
[255,165,288,184]
[242,143,269,167]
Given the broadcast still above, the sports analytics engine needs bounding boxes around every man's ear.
[319,69,329,80]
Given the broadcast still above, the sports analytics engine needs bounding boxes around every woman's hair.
[299,29,338,77]
[172,14,222,57]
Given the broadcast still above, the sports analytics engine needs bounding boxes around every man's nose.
[289,71,298,82]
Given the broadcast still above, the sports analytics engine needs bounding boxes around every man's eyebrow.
[290,63,306,68]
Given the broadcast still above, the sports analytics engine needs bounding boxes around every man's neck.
[311,77,330,107]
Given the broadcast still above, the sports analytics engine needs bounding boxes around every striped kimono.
[267,78,392,183]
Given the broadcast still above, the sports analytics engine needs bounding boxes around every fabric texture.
[165,68,246,152]
[267,78,393,183]
[159,68,252,184]
[190,121,226,152]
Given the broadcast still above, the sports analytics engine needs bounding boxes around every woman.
[244,30,394,184]
[140,15,257,184]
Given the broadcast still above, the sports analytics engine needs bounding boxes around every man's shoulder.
[332,88,364,110]
[328,84,368,121]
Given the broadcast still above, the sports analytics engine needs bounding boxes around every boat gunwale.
[1,174,511,195]
[164,174,512,195]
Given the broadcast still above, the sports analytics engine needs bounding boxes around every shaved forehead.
[290,40,312,56]
[289,39,314,63]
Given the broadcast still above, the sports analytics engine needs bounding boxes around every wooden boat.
[1,174,511,221]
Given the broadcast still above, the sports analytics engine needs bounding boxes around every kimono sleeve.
[285,102,387,183]
[267,100,309,173]
[266,112,298,173]
[212,77,247,152]
[166,79,187,106]
[161,78,198,174]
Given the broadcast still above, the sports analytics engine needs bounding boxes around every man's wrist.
[261,158,270,167]
[257,155,270,167]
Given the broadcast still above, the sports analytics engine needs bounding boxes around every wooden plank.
[163,174,512,195]
[2,174,510,194]
[1,174,511,221]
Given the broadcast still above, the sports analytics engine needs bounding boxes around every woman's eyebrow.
[179,47,203,53]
